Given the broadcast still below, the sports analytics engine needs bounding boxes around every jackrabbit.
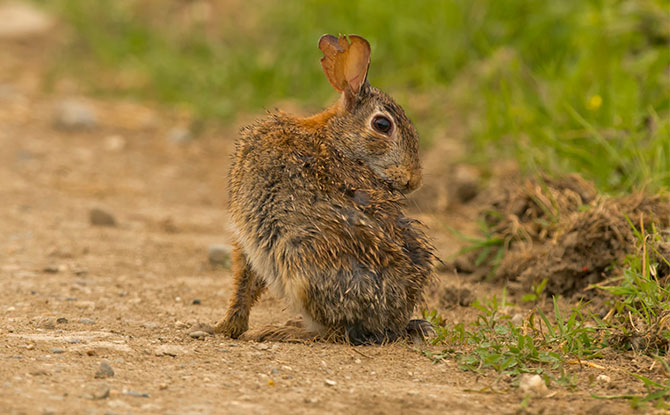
[214,34,435,345]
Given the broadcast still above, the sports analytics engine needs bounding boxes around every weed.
[425,295,602,386]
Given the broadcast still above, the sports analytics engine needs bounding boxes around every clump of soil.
[466,174,670,297]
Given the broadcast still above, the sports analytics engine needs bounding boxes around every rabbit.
[214,34,436,345]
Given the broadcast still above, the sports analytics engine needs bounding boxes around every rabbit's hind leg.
[214,244,266,338]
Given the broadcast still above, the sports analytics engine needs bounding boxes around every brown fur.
[215,34,435,345]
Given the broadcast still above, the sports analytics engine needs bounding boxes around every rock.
[90,208,116,227]
[94,361,114,379]
[168,127,192,143]
[79,318,96,325]
[56,317,68,324]
[519,374,547,396]
[42,265,60,274]
[82,382,110,400]
[192,298,201,305]
[49,347,65,354]
[188,331,209,339]
[40,317,56,329]
[208,244,232,267]
[192,323,214,334]
[53,99,98,130]
[154,345,184,357]
[596,374,611,385]
[123,390,149,398]
[0,2,54,39]
[324,379,337,387]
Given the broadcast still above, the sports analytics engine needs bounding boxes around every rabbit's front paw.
[214,310,249,338]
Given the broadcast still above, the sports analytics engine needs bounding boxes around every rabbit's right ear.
[319,34,371,99]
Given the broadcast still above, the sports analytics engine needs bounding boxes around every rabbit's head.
[316,34,422,193]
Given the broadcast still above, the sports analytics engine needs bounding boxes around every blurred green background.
[38,0,670,192]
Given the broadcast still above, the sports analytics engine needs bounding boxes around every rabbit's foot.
[405,319,436,342]
[345,325,396,346]
[242,325,317,343]
[214,310,249,339]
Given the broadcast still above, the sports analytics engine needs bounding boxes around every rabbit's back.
[228,113,434,339]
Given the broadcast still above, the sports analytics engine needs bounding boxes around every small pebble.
[596,374,611,384]
[43,266,60,274]
[56,317,68,324]
[192,298,201,305]
[123,390,149,398]
[208,244,232,267]
[189,331,209,339]
[40,317,56,329]
[191,323,214,334]
[324,379,337,387]
[49,347,65,354]
[79,318,96,325]
[519,374,548,396]
[95,361,115,379]
[159,383,168,390]
[90,208,116,227]
[26,344,35,350]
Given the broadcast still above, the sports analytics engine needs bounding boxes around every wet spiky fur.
[214,39,435,345]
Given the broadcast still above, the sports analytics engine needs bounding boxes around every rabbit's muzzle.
[383,165,422,193]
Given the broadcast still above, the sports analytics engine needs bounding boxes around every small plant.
[521,278,548,303]
[425,294,603,386]
[596,220,670,354]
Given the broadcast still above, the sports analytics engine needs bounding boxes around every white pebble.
[519,374,547,396]
[596,374,611,384]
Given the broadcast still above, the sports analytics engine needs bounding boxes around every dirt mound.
[471,174,670,297]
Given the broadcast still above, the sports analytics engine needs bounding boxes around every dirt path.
[0,14,641,415]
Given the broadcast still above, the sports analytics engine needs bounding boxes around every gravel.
[95,361,115,379]
[189,331,209,339]
[90,208,116,227]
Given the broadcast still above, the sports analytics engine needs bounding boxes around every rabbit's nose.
[406,173,422,192]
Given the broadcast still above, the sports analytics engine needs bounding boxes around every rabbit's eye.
[371,115,393,135]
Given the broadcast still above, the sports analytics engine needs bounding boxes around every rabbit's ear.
[319,34,370,96]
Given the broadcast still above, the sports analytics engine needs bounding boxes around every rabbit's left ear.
[319,34,370,97]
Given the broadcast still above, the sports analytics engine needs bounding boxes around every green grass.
[424,295,602,387]
[426,224,670,409]
[36,0,670,193]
